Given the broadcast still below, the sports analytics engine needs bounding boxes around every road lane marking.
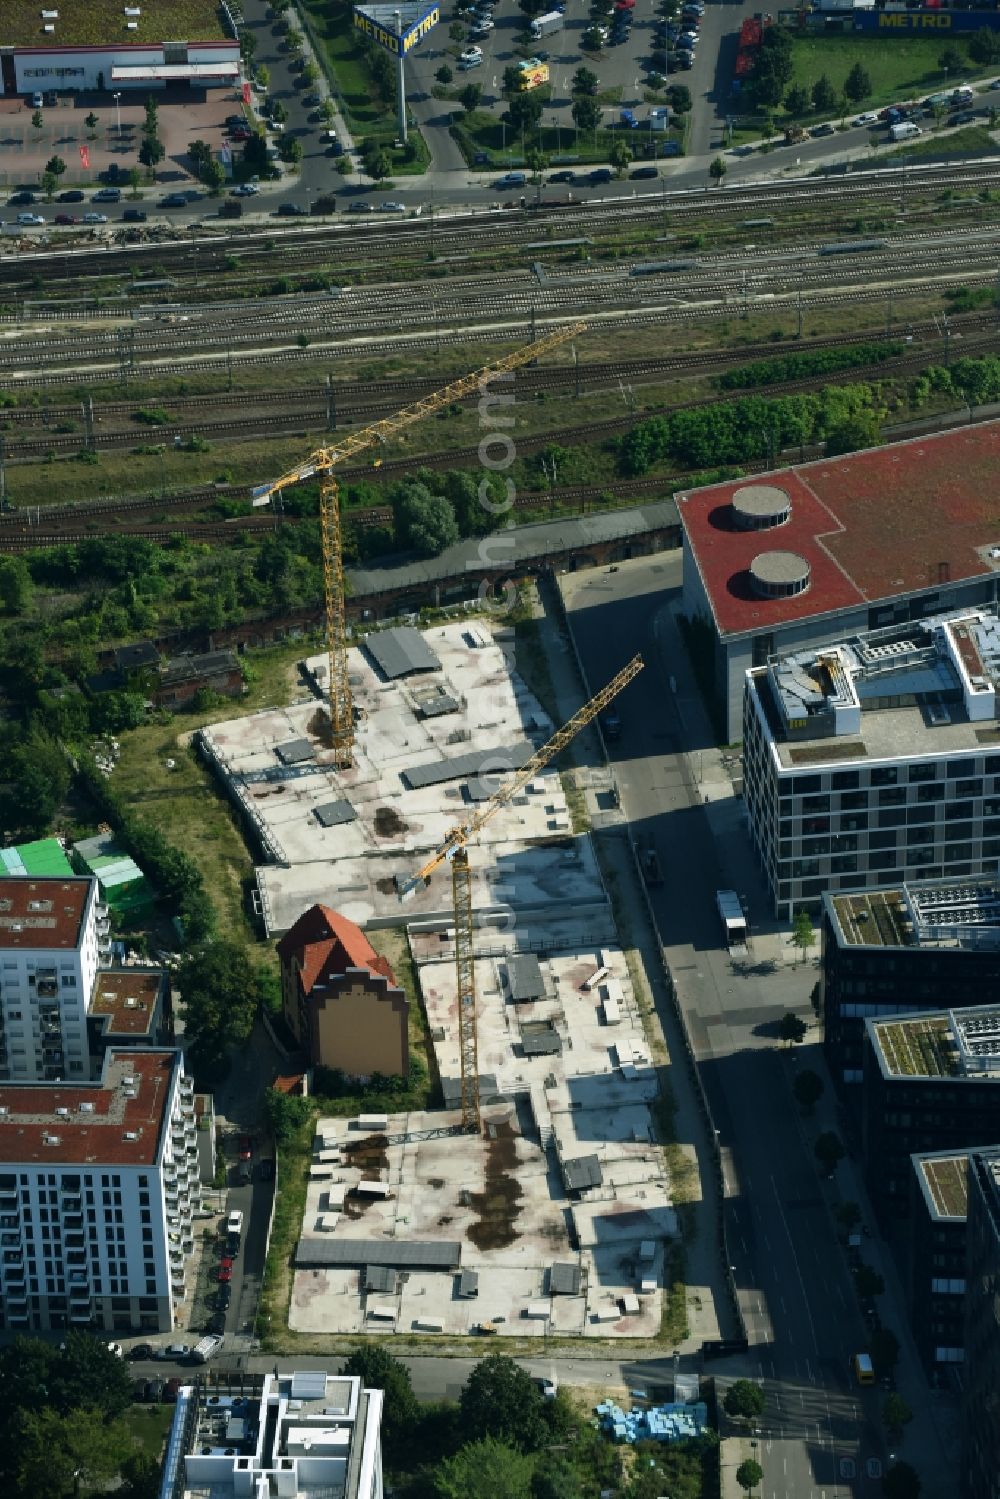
[770,1174,820,1356]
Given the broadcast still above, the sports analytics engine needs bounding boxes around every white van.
[890,121,921,142]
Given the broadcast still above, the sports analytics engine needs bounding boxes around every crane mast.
[400,652,644,1132]
[251,322,586,767]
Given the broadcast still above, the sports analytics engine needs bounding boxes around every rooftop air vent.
[79,1102,94,1113]
[732,483,791,532]
[749,550,811,600]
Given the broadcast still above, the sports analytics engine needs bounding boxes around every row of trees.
[617,382,884,476]
[720,341,905,391]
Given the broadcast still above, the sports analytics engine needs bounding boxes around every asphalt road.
[561,553,887,1499]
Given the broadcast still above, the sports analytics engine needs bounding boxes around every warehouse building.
[679,422,1000,740]
[1,0,239,95]
[742,608,1000,916]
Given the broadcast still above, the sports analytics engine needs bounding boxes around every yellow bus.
[853,1353,875,1386]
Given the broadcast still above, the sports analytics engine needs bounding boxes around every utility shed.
[276,738,315,766]
[403,742,534,792]
[313,800,358,828]
[507,954,545,1003]
[522,1026,562,1057]
[364,1265,398,1294]
[550,1262,582,1296]
[364,626,441,680]
[562,1154,603,1194]
[0,838,74,879]
[72,832,153,917]
[457,1268,480,1297]
[295,1238,462,1270]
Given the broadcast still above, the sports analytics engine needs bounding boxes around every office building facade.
[820,876,1000,1086]
[963,1147,1000,1499]
[908,1149,972,1377]
[743,610,1000,917]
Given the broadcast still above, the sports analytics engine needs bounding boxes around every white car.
[30,92,44,109]
[378,200,406,212]
[854,111,879,125]
[459,47,483,65]
[15,212,44,226]
[107,1342,124,1358]
[226,1209,244,1236]
[469,19,493,34]
[233,182,259,197]
[82,212,108,224]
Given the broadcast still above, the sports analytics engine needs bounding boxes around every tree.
[459,1354,549,1452]
[435,1439,533,1499]
[41,170,58,198]
[120,1453,163,1499]
[48,1331,135,1420]
[178,939,264,1072]
[969,27,1000,65]
[364,147,393,180]
[883,1393,913,1439]
[257,63,271,90]
[531,1454,582,1499]
[526,145,549,179]
[844,62,872,104]
[279,135,304,165]
[793,1069,824,1113]
[784,84,810,118]
[753,29,793,107]
[240,28,258,63]
[436,64,454,84]
[855,1264,885,1298]
[301,60,320,87]
[723,1379,765,1422]
[31,109,43,130]
[824,411,880,456]
[811,74,837,113]
[392,481,460,558]
[507,91,544,134]
[667,84,692,114]
[571,95,601,133]
[244,132,278,177]
[265,1087,312,1145]
[459,82,482,112]
[882,1461,921,1499]
[15,1405,133,1499]
[85,110,99,135]
[779,1011,807,1046]
[572,66,599,95]
[939,45,964,76]
[582,24,606,49]
[709,154,727,186]
[188,138,213,171]
[736,1459,764,1496]
[609,138,632,176]
[285,28,303,51]
[138,134,164,170]
[44,155,66,178]
[835,1200,862,1233]
[128,165,142,195]
[203,158,226,195]
[870,1326,901,1377]
[518,0,547,15]
[144,94,159,133]
[815,1131,845,1176]
[503,64,524,96]
[341,1347,417,1452]
[792,908,814,960]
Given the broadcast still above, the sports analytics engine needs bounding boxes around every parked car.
[143,1378,165,1403]
[93,187,121,201]
[216,1283,232,1310]
[226,1209,244,1236]
[277,202,308,215]
[58,189,84,202]
[378,200,406,212]
[54,213,77,225]
[257,1157,276,1182]
[43,90,58,106]
[590,167,613,184]
[206,1312,227,1335]
[232,182,259,197]
[548,169,575,183]
[854,111,879,126]
[629,165,658,179]
[217,1262,233,1283]
[29,92,44,108]
[122,208,147,222]
[8,191,35,205]
[495,172,527,189]
[15,213,45,226]
[164,1378,183,1403]
[160,193,188,208]
[811,122,836,137]
[156,1343,192,1361]
[128,1343,154,1362]
[106,1342,124,1358]
[229,125,252,141]
[83,212,108,224]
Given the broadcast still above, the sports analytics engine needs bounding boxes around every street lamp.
[113,92,122,135]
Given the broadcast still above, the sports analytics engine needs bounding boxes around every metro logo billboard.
[353,2,439,56]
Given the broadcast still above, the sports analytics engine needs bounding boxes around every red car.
[229,125,252,141]
[217,1262,233,1283]
[54,213,77,224]
[238,1135,253,1161]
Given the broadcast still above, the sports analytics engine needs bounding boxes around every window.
[956,780,980,799]
[877,787,906,807]
[832,770,860,791]
[793,774,822,795]
[917,783,945,804]
[908,763,937,783]
[871,767,898,786]
[946,759,973,779]
[878,808,908,828]
[841,791,869,811]
[869,830,898,850]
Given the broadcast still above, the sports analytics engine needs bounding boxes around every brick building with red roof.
[277,905,409,1079]
[679,422,1000,739]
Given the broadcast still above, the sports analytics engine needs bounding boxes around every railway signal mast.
[251,322,586,767]
[398,654,644,1132]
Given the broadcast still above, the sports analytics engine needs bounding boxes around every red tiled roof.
[0,1049,178,1166]
[89,970,162,1036]
[277,904,397,993]
[679,422,1000,639]
[0,877,92,951]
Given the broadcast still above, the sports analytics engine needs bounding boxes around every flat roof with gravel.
[916,1152,970,1220]
[3,0,228,46]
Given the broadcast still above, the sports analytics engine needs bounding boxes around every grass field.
[889,122,996,158]
[786,33,977,110]
[123,1401,175,1460]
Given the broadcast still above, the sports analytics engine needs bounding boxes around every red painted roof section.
[679,422,1000,639]
[0,1049,178,1166]
[277,904,397,993]
[0,877,92,951]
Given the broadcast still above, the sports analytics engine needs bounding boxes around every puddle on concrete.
[374,806,408,837]
[467,1115,523,1251]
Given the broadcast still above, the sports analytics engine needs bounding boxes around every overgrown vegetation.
[720,341,905,389]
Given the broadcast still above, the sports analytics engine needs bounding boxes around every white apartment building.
[743,610,1000,917]
[0,876,109,1081]
[171,1369,384,1499]
[0,1047,200,1334]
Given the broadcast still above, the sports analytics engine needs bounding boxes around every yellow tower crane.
[398,652,644,1132]
[251,321,587,767]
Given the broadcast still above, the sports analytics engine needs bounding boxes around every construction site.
[198,326,675,1339]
